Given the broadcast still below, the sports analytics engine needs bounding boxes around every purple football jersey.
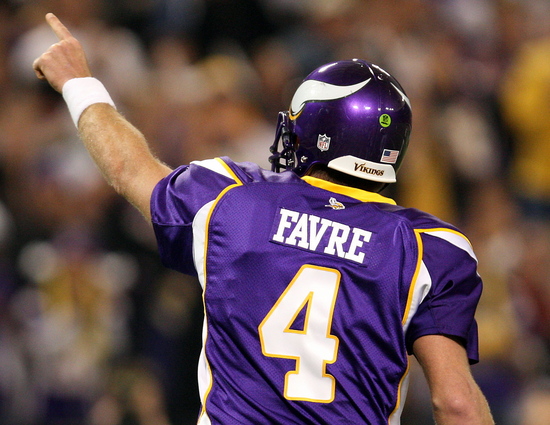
[151,157,482,425]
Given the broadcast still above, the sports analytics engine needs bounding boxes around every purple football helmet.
[270,59,412,185]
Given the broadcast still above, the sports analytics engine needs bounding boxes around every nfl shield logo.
[317,134,331,151]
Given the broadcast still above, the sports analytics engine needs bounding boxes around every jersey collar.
[302,176,396,205]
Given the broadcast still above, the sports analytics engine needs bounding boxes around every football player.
[34,13,494,425]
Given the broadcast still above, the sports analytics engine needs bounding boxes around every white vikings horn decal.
[390,82,412,109]
[290,78,371,117]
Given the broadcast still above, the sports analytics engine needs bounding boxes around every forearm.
[32,13,172,221]
[414,335,494,425]
[78,103,172,220]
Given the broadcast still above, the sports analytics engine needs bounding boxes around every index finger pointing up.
[45,13,73,41]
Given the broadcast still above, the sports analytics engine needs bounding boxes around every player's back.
[186,159,423,424]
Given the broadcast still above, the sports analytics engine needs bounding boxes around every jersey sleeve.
[150,158,239,274]
[405,229,482,363]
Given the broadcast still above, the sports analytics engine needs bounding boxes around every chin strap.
[269,111,296,173]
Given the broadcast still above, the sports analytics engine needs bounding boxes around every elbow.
[432,393,494,425]
[433,394,473,419]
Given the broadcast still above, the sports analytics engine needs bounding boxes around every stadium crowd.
[0,0,549,424]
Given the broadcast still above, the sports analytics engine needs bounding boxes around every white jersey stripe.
[423,230,477,262]
[388,370,411,425]
[191,158,236,181]
[192,200,214,424]
[402,260,432,333]
[192,181,243,424]
[393,231,433,424]
[193,201,214,289]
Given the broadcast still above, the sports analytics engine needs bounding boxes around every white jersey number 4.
[258,265,341,403]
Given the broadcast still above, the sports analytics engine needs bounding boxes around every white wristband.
[62,77,116,127]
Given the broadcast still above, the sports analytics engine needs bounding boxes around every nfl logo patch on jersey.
[317,134,331,151]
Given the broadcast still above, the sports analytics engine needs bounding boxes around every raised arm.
[33,13,172,220]
[413,335,494,425]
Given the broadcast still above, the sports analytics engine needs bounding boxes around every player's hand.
[32,13,92,93]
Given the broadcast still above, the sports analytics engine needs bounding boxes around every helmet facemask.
[269,111,297,173]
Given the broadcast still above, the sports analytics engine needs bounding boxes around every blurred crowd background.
[0,0,550,424]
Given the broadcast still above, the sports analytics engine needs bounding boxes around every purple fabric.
[150,158,482,424]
